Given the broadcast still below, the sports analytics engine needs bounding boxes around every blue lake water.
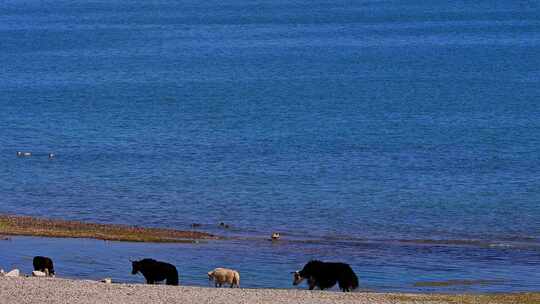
[1,0,539,292]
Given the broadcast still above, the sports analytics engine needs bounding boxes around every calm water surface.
[1,0,539,292]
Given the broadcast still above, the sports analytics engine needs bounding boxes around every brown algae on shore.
[0,214,217,243]
[413,279,503,287]
[389,293,540,304]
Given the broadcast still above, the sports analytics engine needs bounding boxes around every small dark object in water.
[219,222,230,229]
[33,256,55,276]
[131,258,179,285]
[17,151,32,157]
[48,153,55,159]
[0,235,11,241]
[271,232,280,241]
[191,223,202,228]
[292,260,358,292]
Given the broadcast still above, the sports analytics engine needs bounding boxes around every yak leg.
[338,279,351,292]
[308,277,317,290]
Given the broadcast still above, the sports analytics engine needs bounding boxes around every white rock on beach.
[100,278,112,284]
[0,269,4,276]
[5,269,20,277]
[32,270,47,277]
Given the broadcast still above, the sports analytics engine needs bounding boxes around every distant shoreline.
[0,214,217,243]
[0,277,539,304]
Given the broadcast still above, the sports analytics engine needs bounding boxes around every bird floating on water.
[16,151,32,157]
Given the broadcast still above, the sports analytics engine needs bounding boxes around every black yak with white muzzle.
[33,256,55,277]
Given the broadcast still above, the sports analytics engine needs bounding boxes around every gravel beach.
[1,277,539,304]
[0,276,420,304]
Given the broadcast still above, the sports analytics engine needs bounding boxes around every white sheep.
[207,268,240,288]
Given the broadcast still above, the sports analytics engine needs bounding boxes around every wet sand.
[1,277,539,304]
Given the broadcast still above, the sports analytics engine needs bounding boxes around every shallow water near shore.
[1,0,540,293]
[1,236,539,292]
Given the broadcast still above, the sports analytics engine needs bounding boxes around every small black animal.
[33,256,55,276]
[292,260,358,292]
[131,258,179,285]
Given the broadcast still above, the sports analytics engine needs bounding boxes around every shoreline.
[0,277,539,304]
[0,214,217,243]
[2,214,538,295]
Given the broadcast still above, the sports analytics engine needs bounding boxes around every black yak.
[131,258,179,286]
[33,256,55,276]
[292,260,358,292]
